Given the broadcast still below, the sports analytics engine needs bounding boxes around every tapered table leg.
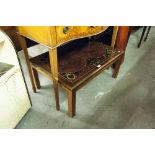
[31,66,41,89]
[17,35,37,93]
[144,26,151,41]
[111,26,119,48]
[112,56,123,78]
[67,89,76,117]
[49,48,60,111]
[138,26,147,48]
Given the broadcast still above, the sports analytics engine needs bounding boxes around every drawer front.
[17,26,52,47]
[56,26,108,45]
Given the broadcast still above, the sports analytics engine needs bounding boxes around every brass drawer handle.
[63,27,69,34]
[90,26,96,28]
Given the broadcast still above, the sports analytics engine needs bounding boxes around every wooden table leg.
[138,26,147,48]
[111,26,119,48]
[49,48,60,111]
[144,26,151,41]
[31,66,41,89]
[17,35,37,93]
[67,89,76,117]
[112,56,123,78]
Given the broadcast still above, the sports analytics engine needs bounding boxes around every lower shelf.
[30,41,124,90]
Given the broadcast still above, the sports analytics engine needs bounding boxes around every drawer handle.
[63,27,69,34]
[90,26,96,28]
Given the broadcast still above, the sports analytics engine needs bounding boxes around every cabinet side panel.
[17,26,51,47]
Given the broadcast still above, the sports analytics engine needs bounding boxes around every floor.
[16,27,155,129]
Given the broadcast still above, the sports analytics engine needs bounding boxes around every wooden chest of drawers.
[17,26,109,48]
[55,26,108,46]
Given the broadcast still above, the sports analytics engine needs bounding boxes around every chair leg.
[17,35,36,93]
[144,26,151,41]
[67,89,76,117]
[31,66,41,89]
[138,26,147,48]
[112,56,122,78]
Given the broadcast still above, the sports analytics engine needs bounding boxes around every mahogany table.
[17,26,129,117]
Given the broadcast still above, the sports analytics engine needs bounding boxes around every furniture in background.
[0,26,38,51]
[0,30,31,128]
[17,26,129,117]
[138,26,151,48]
[0,26,21,51]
